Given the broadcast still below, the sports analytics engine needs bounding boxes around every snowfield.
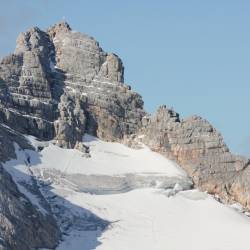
[56,189,250,250]
[3,135,250,250]
[27,134,188,176]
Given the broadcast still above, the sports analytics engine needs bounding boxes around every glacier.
[3,135,250,250]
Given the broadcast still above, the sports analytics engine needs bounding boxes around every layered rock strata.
[139,106,250,209]
[0,125,60,250]
[0,22,250,249]
[0,22,145,148]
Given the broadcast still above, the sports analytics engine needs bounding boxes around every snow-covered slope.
[3,135,250,250]
[25,135,192,194]
[28,134,187,176]
[56,189,250,250]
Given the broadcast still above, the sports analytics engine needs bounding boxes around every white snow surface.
[55,188,250,250]
[27,134,187,177]
[3,135,250,250]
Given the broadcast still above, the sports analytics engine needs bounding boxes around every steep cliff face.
[0,125,60,250]
[1,21,250,249]
[139,106,250,209]
[0,22,146,249]
[0,27,57,140]
[0,165,60,250]
[0,22,145,148]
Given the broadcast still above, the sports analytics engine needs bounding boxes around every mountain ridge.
[0,21,250,249]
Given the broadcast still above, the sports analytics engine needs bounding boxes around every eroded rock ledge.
[0,21,145,149]
[138,106,250,210]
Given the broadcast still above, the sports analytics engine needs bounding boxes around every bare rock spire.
[0,22,145,148]
[47,21,72,38]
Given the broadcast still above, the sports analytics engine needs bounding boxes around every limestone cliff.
[0,21,250,249]
[139,106,250,209]
[0,125,60,250]
[0,21,145,149]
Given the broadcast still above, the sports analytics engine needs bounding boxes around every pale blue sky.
[1,0,250,155]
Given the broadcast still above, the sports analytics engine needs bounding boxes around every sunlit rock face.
[1,21,250,250]
[0,21,145,148]
[139,105,250,210]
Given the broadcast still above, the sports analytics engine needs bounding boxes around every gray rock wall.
[0,125,60,250]
[139,105,250,209]
[0,22,145,148]
[1,21,250,231]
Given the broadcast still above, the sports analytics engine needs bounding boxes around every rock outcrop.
[0,125,60,250]
[0,21,145,148]
[139,106,250,209]
[0,22,145,249]
[1,21,250,249]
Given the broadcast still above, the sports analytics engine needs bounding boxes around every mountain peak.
[0,22,145,148]
[47,21,72,38]
[1,22,250,232]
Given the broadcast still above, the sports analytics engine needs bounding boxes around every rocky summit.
[0,21,145,149]
[139,106,250,209]
[0,22,250,249]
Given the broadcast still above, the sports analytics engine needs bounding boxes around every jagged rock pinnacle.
[47,21,71,38]
[0,22,145,148]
